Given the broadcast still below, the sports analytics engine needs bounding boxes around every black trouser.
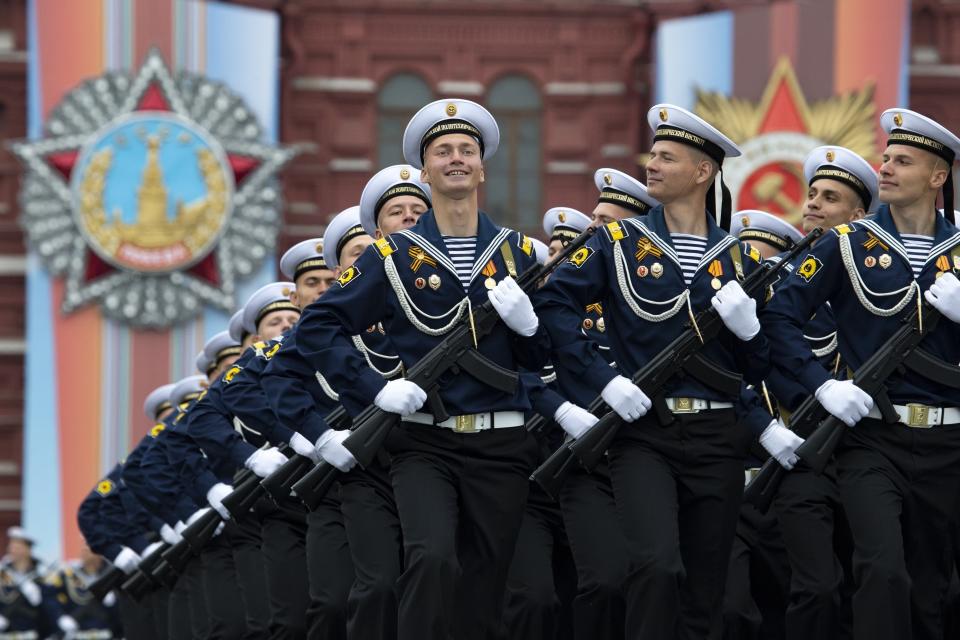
[201,529,250,639]
[608,408,749,640]
[340,459,402,640]
[721,494,791,640]
[230,507,273,638]
[774,462,853,640]
[262,499,310,639]
[117,590,160,640]
[388,423,539,640]
[837,418,960,640]
[501,481,576,640]
[148,583,170,639]
[558,462,627,640]
[168,555,210,639]
[306,491,353,640]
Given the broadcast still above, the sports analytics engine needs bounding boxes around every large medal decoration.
[694,58,876,227]
[11,50,303,327]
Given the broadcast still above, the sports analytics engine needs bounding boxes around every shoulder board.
[149,423,166,437]
[373,236,397,259]
[832,223,854,237]
[253,341,267,351]
[602,220,628,242]
[518,233,533,256]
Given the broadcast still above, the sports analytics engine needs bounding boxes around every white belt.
[664,397,734,413]
[406,410,525,433]
[866,403,960,428]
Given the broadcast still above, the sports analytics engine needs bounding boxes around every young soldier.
[536,104,771,639]
[297,98,548,640]
[763,109,960,640]
[763,147,876,640]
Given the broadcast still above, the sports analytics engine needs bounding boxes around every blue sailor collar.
[626,204,737,275]
[397,208,514,286]
[859,204,960,269]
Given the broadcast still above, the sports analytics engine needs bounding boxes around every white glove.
[711,281,761,341]
[206,482,233,520]
[187,508,211,527]
[103,590,117,607]
[601,375,652,422]
[315,429,358,472]
[488,276,539,336]
[173,520,187,536]
[289,432,321,464]
[553,402,598,439]
[160,523,181,545]
[0,614,6,631]
[815,379,873,427]
[18,579,41,606]
[111,546,141,575]
[925,272,960,324]
[58,615,79,633]
[374,379,427,417]
[244,446,288,478]
[141,541,164,559]
[759,419,804,470]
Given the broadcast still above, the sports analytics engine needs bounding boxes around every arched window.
[484,75,542,233]
[378,73,433,167]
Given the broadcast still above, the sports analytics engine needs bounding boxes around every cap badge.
[445,103,458,117]
[400,168,410,180]
[659,108,668,122]
[281,286,292,296]
[315,242,323,253]
[558,211,566,223]
[826,150,835,162]
[741,215,750,227]
[893,112,903,127]
[603,173,613,186]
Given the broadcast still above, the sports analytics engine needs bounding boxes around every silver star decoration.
[10,49,308,328]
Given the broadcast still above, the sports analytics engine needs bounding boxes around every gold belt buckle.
[906,403,932,428]
[454,414,477,433]
[672,397,696,413]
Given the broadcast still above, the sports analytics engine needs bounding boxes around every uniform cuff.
[299,411,329,443]
[124,535,150,555]
[228,440,258,470]
[102,542,124,562]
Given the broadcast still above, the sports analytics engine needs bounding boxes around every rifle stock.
[259,454,313,504]
[291,461,341,511]
[88,566,126,601]
[120,570,154,601]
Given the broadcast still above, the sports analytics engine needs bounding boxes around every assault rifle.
[794,300,958,472]
[290,226,597,510]
[531,227,823,497]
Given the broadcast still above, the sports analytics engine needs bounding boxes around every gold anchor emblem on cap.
[741,215,750,227]
[893,113,903,127]
[315,242,323,253]
[400,168,410,180]
[659,108,668,122]
[826,150,835,162]
[281,286,292,296]
[558,211,566,223]
[603,173,613,186]
[445,103,457,117]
